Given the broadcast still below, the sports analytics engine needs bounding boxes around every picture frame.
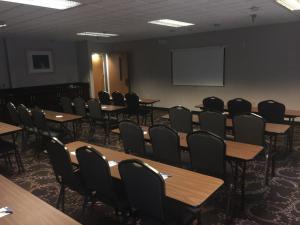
[27,50,54,74]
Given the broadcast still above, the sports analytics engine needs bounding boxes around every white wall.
[4,38,79,88]
[88,21,300,110]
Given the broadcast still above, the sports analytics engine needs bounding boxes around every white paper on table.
[70,151,76,156]
[0,207,12,218]
[55,115,63,118]
[160,172,170,180]
[102,106,108,109]
[108,160,118,167]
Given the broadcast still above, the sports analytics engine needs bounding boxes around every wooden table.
[161,114,290,135]
[0,175,81,225]
[66,141,223,208]
[138,98,160,125]
[0,122,24,172]
[43,110,82,140]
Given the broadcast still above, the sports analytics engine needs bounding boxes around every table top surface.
[0,122,22,136]
[44,110,82,123]
[0,175,81,225]
[161,114,290,135]
[194,104,300,118]
[139,98,160,104]
[111,126,263,161]
[101,105,126,112]
[66,141,223,207]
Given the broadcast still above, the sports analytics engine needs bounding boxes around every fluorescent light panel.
[148,19,194,27]
[77,32,118,37]
[276,0,300,10]
[0,0,81,10]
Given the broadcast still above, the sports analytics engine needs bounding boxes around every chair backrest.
[125,92,140,114]
[7,102,21,126]
[119,120,145,155]
[45,137,81,187]
[98,91,111,105]
[199,111,226,139]
[112,91,125,106]
[76,146,115,201]
[227,98,252,118]
[18,104,34,129]
[169,106,192,133]
[119,159,165,222]
[149,125,181,166]
[233,113,265,146]
[73,97,87,117]
[60,97,73,114]
[187,131,226,179]
[31,108,49,133]
[202,96,224,112]
[87,99,103,120]
[258,100,285,123]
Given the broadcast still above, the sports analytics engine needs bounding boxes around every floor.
[1,109,300,225]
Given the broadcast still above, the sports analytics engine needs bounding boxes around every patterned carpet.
[1,109,300,225]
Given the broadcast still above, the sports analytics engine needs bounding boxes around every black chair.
[169,106,192,133]
[258,100,285,123]
[119,159,196,225]
[187,131,226,178]
[112,91,125,106]
[119,120,148,157]
[227,98,252,118]
[7,102,21,126]
[73,97,87,118]
[202,96,224,112]
[98,91,111,105]
[76,146,127,214]
[125,92,150,125]
[32,108,59,138]
[233,113,265,146]
[186,131,232,220]
[87,99,108,142]
[45,137,84,210]
[18,104,38,148]
[60,97,73,114]
[149,125,181,166]
[199,111,226,139]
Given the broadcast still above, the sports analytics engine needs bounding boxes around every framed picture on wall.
[27,50,54,74]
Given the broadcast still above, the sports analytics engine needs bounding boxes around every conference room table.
[111,126,264,209]
[0,122,24,172]
[43,110,82,140]
[0,175,81,225]
[66,141,224,209]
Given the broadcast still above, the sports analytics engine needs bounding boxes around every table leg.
[241,161,246,210]
[265,136,273,185]
[289,118,295,152]
[107,113,111,144]
[72,121,76,140]
[271,135,277,177]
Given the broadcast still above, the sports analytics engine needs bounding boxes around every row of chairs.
[60,91,151,125]
[203,97,286,123]
[46,137,198,225]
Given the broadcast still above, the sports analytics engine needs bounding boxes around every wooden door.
[107,53,129,94]
[91,53,105,98]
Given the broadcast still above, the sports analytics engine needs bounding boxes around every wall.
[88,21,300,110]
[0,39,10,89]
[2,38,79,88]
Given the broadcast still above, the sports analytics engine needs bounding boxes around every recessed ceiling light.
[0,0,81,10]
[77,32,118,37]
[276,0,300,11]
[0,21,7,28]
[148,19,194,28]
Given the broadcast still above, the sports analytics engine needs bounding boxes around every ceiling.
[0,0,300,42]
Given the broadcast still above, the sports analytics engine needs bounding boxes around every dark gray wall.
[0,37,79,89]
[0,39,10,89]
[88,21,300,109]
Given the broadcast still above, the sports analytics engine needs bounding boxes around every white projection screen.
[171,46,225,86]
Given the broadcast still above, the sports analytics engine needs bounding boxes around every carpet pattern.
[1,109,300,225]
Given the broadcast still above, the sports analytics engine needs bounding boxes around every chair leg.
[81,195,89,217]
[56,185,65,209]
[196,210,202,225]
[225,184,234,224]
